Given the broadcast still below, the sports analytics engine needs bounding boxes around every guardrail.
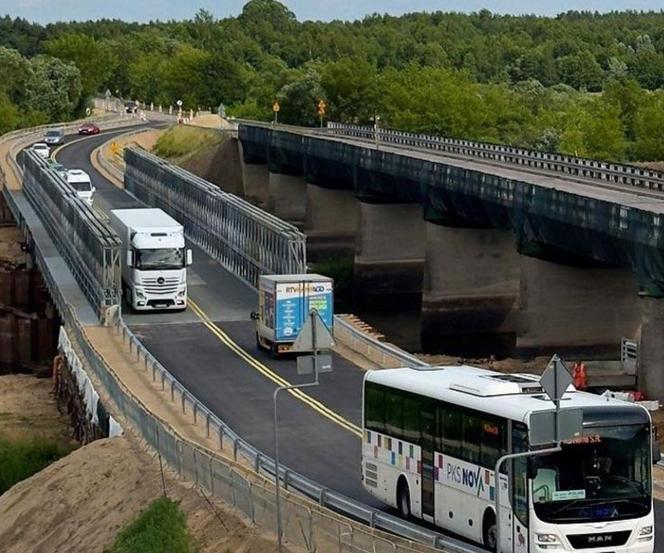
[326,122,664,192]
[333,316,429,369]
[124,146,307,287]
[109,311,467,552]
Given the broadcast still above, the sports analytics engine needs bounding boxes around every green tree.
[43,33,114,97]
[557,50,604,91]
[24,55,82,121]
[321,58,379,123]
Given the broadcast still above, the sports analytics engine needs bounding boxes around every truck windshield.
[532,424,651,523]
[136,248,184,270]
[69,181,91,192]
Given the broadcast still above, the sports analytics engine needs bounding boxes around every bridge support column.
[354,202,425,309]
[238,142,268,207]
[638,298,664,400]
[267,172,306,224]
[305,183,358,260]
[421,224,519,357]
[516,257,641,359]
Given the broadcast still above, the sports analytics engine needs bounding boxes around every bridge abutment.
[267,172,306,224]
[421,224,520,357]
[238,142,269,206]
[516,257,641,359]
[305,183,358,260]
[638,297,664,400]
[354,202,425,309]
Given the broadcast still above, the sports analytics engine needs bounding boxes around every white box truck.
[253,274,334,355]
[109,208,193,311]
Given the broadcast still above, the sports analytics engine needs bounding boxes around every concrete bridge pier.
[354,202,425,310]
[304,183,359,261]
[238,142,269,207]
[267,172,307,225]
[516,256,641,359]
[638,297,664,400]
[421,223,520,357]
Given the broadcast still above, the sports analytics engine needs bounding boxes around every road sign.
[529,408,583,445]
[272,100,280,113]
[292,309,334,353]
[297,353,332,375]
[176,99,183,107]
[317,99,326,115]
[541,354,573,402]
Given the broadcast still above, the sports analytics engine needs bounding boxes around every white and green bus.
[362,365,656,552]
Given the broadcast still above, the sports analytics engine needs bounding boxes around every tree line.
[2,2,664,161]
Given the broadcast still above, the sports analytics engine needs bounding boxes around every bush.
[0,434,71,494]
[109,497,194,553]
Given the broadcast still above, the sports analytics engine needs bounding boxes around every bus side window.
[403,393,420,445]
[480,417,506,469]
[442,406,463,459]
[385,390,403,440]
[463,413,481,464]
[365,383,385,434]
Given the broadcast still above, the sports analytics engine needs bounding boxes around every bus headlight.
[639,525,653,536]
[536,534,561,548]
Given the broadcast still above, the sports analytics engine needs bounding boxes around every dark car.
[78,123,100,135]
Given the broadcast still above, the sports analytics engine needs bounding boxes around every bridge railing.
[326,122,664,192]
[105,310,465,552]
[19,150,122,322]
[124,146,307,287]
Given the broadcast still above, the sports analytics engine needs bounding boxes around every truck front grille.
[141,277,180,295]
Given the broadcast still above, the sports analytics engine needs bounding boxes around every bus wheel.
[397,478,411,519]
[482,510,497,552]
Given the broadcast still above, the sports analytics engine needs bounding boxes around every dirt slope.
[0,435,282,553]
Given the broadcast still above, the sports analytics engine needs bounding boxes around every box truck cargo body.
[109,208,192,311]
[255,274,333,355]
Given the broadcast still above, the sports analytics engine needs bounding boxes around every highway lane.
[55,128,380,506]
[55,128,664,549]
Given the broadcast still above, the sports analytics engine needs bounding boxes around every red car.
[78,123,100,135]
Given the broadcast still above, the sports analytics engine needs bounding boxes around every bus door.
[510,422,529,553]
[421,408,435,520]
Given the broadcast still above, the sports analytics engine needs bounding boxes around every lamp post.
[374,114,381,149]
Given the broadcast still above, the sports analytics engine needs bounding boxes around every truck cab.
[110,208,193,312]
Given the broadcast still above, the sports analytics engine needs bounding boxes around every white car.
[31,143,50,159]
[66,169,96,206]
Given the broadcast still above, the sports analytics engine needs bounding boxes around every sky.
[1,0,663,24]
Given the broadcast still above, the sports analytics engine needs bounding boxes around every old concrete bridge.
[237,121,664,398]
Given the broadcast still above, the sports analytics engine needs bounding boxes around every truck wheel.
[255,333,263,351]
[123,286,134,313]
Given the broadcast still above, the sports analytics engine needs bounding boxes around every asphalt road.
[55,128,664,550]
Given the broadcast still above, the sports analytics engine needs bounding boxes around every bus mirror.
[186,249,193,266]
[652,441,661,465]
[126,250,134,268]
[527,459,538,480]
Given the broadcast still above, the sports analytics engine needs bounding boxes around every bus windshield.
[136,248,184,270]
[532,424,651,523]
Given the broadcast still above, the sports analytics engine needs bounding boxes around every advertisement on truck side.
[275,281,333,341]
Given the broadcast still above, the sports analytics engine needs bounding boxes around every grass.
[153,126,224,160]
[0,434,72,494]
[109,497,195,553]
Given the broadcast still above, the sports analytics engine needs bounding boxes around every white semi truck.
[110,208,192,311]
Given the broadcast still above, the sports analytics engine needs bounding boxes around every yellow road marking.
[188,299,362,437]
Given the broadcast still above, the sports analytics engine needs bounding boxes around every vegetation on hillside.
[0,434,72,494]
[153,126,224,160]
[109,497,195,553]
[3,3,664,160]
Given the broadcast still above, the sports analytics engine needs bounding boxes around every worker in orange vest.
[572,362,588,390]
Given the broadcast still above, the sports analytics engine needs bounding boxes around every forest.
[2,1,664,162]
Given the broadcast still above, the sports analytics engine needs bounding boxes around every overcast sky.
[1,1,663,24]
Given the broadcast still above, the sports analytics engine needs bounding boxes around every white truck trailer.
[109,208,192,311]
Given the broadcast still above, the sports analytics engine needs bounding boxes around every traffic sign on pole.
[292,309,334,352]
[540,354,573,402]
